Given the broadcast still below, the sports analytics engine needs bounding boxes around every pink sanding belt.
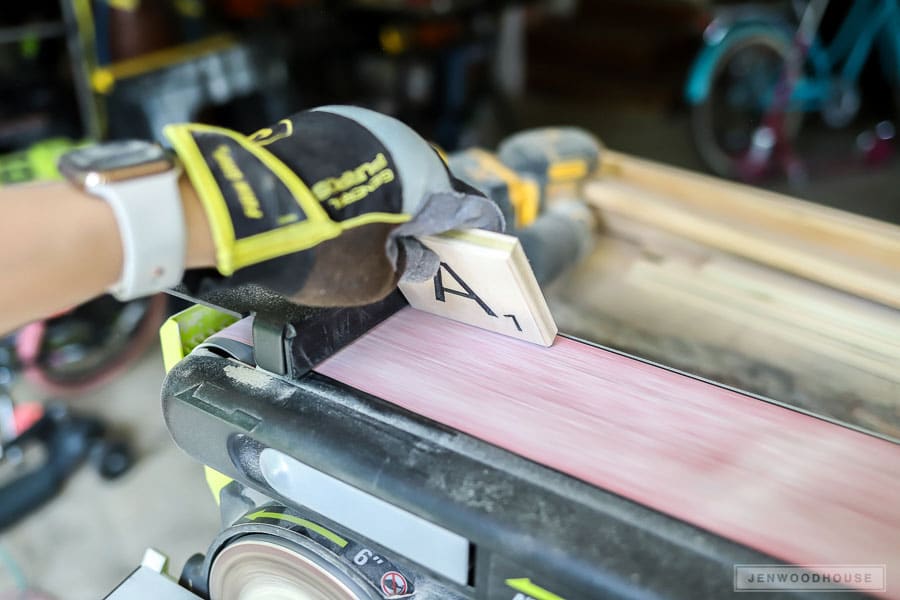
[316,308,900,594]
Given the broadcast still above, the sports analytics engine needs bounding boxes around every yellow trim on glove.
[165,123,341,275]
[166,122,414,276]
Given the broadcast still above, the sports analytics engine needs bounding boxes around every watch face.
[59,140,172,187]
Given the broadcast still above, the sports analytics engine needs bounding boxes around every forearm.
[0,176,214,335]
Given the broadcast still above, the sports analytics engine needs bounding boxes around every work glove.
[165,106,503,306]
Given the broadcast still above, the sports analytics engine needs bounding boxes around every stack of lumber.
[547,152,900,438]
[594,151,900,307]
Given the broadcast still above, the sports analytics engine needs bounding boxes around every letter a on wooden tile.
[398,229,558,346]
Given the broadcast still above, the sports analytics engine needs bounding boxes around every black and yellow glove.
[165,106,503,306]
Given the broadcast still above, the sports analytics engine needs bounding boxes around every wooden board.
[317,308,900,595]
[589,153,900,308]
[626,260,899,381]
[398,229,557,346]
[600,150,900,255]
[544,227,900,439]
[572,152,900,437]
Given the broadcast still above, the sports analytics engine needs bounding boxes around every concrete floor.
[0,102,897,599]
[0,349,221,599]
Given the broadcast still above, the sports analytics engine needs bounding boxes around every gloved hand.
[165,106,503,307]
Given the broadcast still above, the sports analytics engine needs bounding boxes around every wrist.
[179,174,216,269]
[59,141,196,300]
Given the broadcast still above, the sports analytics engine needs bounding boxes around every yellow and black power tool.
[446,127,602,285]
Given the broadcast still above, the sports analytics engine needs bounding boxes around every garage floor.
[0,350,221,599]
[0,100,898,600]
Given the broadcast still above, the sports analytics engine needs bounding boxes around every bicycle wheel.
[691,33,803,178]
[16,294,167,396]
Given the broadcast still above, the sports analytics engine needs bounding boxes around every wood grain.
[625,260,899,381]
[589,154,900,309]
[587,180,900,309]
[600,151,900,257]
[317,308,900,595]
[547,235,900,439]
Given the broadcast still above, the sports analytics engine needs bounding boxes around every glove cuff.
[164,123,343,276]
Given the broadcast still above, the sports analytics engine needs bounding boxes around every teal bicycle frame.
[685,0,900,112]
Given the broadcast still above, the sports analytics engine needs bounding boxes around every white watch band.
[92,168,187,301]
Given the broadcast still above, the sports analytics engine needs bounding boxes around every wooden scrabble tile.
[398,229,558,346]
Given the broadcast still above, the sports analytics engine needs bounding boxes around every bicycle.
[684,0,900,180]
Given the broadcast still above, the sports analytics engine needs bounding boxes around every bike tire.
[690,33,804,179]
[16,294,168,396]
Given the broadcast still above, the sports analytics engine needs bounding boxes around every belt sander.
[107,122,900,600]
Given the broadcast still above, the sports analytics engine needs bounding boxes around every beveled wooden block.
[398,229,558,346]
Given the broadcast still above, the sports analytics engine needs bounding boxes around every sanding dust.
[224,363,275,391]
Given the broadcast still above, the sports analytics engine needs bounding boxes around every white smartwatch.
[58,140,187,301]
